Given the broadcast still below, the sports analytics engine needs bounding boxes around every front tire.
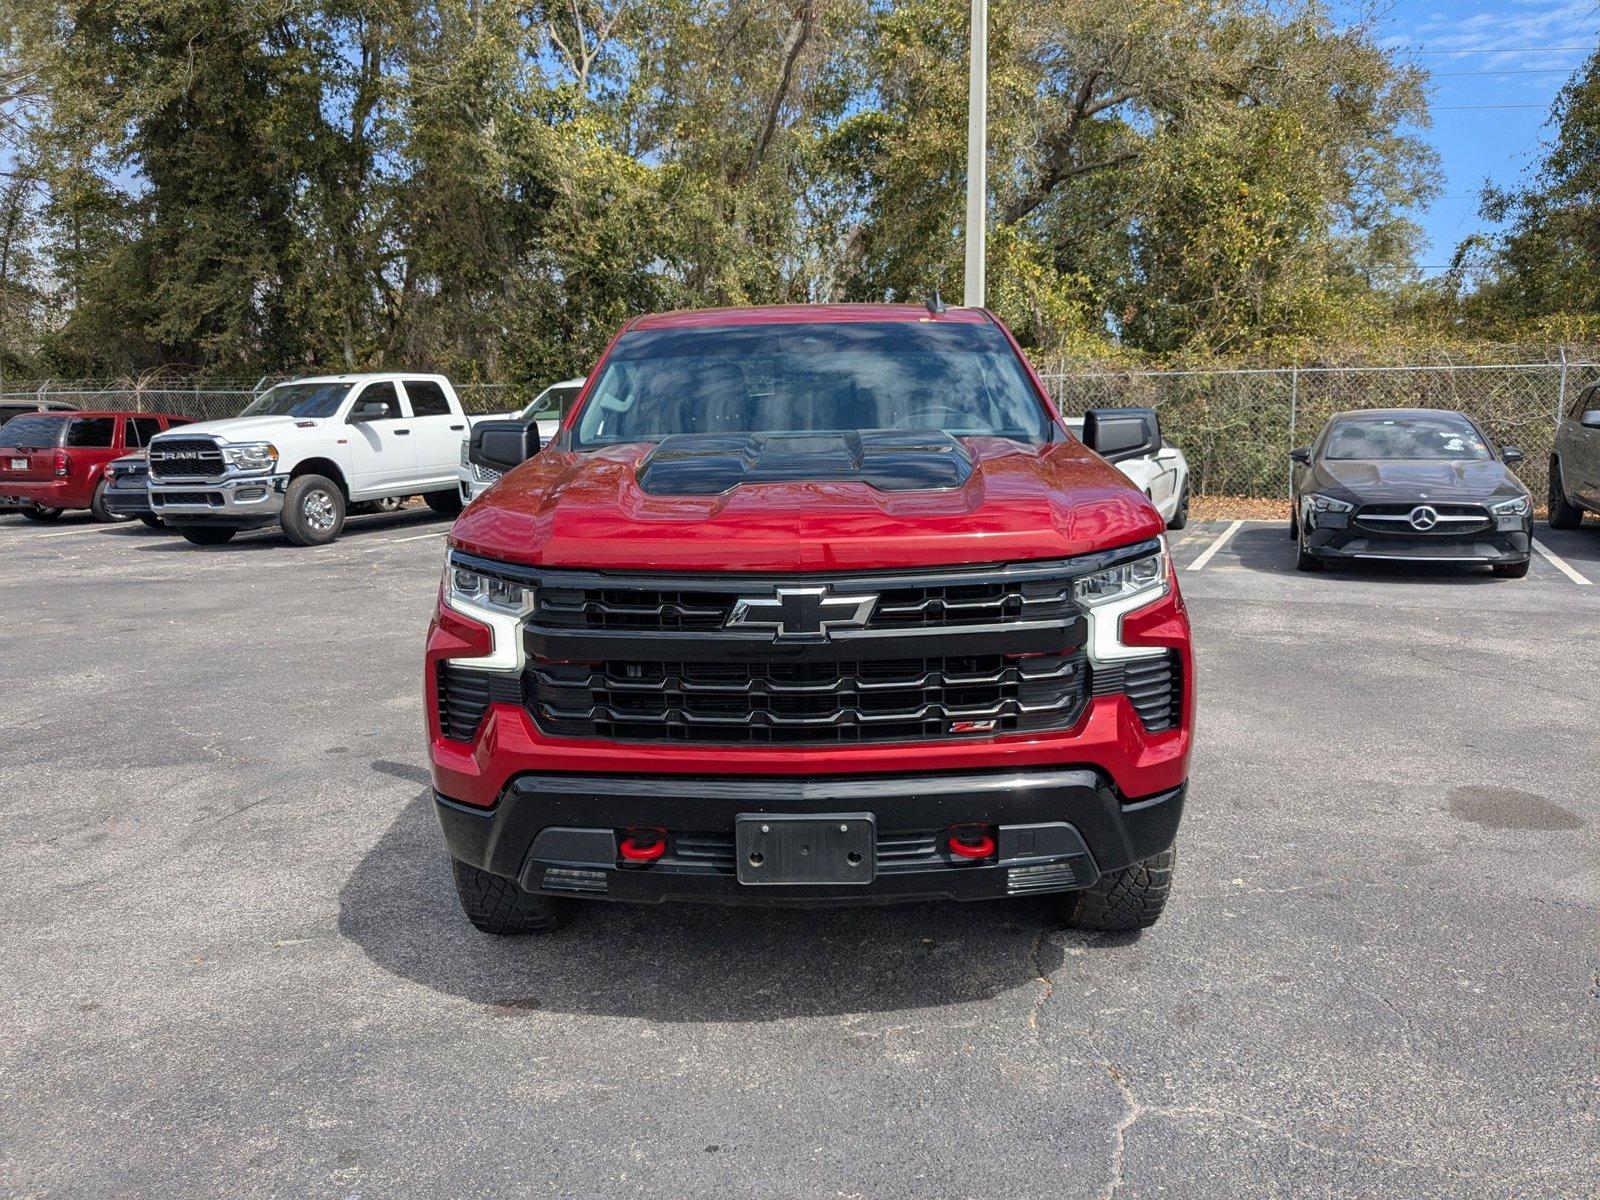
[451,860,571,935]
[1492,559,1530,579]
[425,488,463,518]
[1166,485,1189,531]
[1295,540,1324,571]
[281,474,346,546]
[177,525,237,546]
[90,480,132,523]
[19,505,61,523]
[1548,458,1584,529]
[1058,848,1175,933]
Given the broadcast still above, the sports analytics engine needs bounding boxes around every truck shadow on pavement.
[132,507,448,552]
[1225,524,1511,585]
[337,788,1077,1022]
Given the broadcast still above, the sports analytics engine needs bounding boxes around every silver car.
[1549,382,1600,529]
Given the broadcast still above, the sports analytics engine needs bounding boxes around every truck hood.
[449,435,1163,572]
[149,415,325,443]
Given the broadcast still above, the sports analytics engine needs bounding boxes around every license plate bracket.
[735,813,875,886]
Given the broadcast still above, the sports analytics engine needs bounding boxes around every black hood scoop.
[635,431,974,496]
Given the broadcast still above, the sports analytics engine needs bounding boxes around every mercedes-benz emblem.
[1408,505,1440,531]
[726,587,878,640]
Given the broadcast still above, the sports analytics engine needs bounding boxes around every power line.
[1433,67,1575,76]
[1399,44,1595,56]
[1435,103,1548,110]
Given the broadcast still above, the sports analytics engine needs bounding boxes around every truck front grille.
[149,438,226,479]
[527,650,1089,744]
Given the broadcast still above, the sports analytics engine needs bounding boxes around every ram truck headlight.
[223,442,279,473]
[1074,545,1170,608]
[446,561,536,617]
[1308,494,1354,514]
[1490,496,1530,516]
[459,440,469,468]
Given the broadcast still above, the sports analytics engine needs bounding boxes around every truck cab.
[146,373,469,546]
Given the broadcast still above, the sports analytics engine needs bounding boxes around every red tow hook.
[946,825,996,860]
[618,829,668,863]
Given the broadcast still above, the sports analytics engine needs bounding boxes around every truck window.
[405,380,452,417]
[357,381,401,418]
[65,416,117,448]
[240,382,350,419]
[126,416,164,447]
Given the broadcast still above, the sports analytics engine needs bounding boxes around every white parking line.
[1532,539,1593,586]
[1188,520,1244,570]
[33,527,112,539]
[387,531,446,544]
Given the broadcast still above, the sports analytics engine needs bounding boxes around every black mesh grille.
[528,651,1089,745]
[149,438,225,478]
[436,664,523,741]
[1091,653,1182,733]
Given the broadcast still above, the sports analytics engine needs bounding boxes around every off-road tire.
[1058,847,1175,933]
[1548,458,1583,530]
[1166,485,1189,531]
[281,474,346,546]
[177,525,237,546]
[90,479,131,523]
[138,513,163,529]
[451,860,571,935]
[425,488,463,518]
[1492,559,1530,579]
[19,504,62,523]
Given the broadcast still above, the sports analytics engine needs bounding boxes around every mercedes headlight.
[1074,545,1170,608]
[223,442,279,473]
[1308,494,1354,514]
[446,558,536,617]
[1491,496,1530,516]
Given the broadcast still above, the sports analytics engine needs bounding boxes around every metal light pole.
[962,0,987,308]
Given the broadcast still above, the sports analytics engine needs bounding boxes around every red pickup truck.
[1,410,193,521]
[427,304,1193,934]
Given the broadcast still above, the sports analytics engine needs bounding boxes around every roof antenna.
[926,287,946,317]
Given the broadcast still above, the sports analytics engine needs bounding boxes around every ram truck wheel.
[451,860,571,935]
[139,514,163,529]
[177,525,237,546]
[1166,485,1189,531]
[281,474,346,546]
[1548,459,1584,530]
[425,488,463,518]
[1057,848,1175,932]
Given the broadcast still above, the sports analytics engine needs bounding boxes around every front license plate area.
[9,459,25,470]
[735,813,875,886]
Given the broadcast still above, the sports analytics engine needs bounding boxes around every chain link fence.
[7,358,1596,501]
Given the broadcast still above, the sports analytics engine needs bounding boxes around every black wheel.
[1057,847,1175,933]
[451,860,572,935]
[1295,539,1323,571]
[177,525,237,546]
[138,514,163,529]
[1288,508,1298,540]
[1166,485,1189,531]
[1548,458,1583,529]
[425,488,463,518]
[1492,559,1530,579]
[281,473,346,546]
[90,479,132,523]
[19,505,62,523]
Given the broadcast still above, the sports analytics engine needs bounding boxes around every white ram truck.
[145,373,468,546]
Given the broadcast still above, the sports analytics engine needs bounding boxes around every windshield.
[1,414,68,448]
[1323,416,1491,461]
[519,383,583,423]
[573,321,1053,448]
[240,382,352,419]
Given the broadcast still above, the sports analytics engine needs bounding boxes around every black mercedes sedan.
[1289,408,1532,577]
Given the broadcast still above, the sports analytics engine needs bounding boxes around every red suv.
[0,411,193,522]
[428,305,1193,934]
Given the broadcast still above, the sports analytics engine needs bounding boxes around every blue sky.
[1353,0,1599,271]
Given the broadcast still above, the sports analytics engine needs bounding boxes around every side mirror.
[1289,447,1311,465]
[1501,446,1524,465]
[470,419,541,474]
[1581,409,1600,430]
[1082,407,1161,463]
[350,399,390,422]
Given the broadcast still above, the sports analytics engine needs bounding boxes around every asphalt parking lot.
[2,510,1597,1199]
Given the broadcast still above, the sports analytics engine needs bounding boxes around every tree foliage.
[1,0,1444,378]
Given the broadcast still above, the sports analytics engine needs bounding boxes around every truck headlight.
[1308,494,1354,514]
[446,560,536,617]
[459,440,469,467]
[1490,496,1530,516]
[223,442,279,472]
[1074,545,1170,608]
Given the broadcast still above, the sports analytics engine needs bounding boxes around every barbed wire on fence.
[7,357,1595,501]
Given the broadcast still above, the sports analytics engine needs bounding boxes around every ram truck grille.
[149,438,225,478]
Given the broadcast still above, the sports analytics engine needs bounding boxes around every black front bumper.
[435,769,1186,906]
[1305,522,1530,565]
[103,486,152,518]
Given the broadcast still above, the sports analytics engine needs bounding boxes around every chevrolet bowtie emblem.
[725,587,878,640]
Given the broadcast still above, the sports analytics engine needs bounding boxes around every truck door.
[399,379,467,487]
[344,380,417,495]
